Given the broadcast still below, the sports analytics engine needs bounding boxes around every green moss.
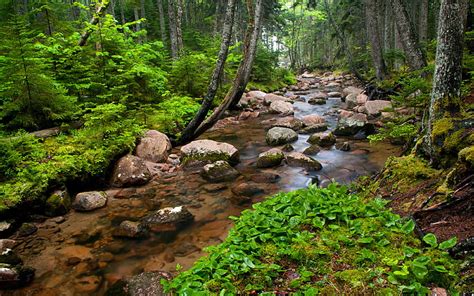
[383,155,439,191]
[444,129,465,151]
[458,146,474,166]
[432,118,454,139]
[181,153,234,166]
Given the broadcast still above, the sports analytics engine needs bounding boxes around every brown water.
[5,86,400,296]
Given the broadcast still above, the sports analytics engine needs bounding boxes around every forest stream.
[6,76,400,296]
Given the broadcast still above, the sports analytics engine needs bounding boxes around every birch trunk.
[168,0,179,59]
[179,0,236,144]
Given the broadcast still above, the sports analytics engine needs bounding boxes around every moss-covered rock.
[44,189,71,217]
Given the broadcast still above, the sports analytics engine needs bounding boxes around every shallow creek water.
[6,87,400,296]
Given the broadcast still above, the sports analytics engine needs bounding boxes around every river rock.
[308,97,326,105]
[75,275,102,293]
[231,183,264,201]
[336,141,352,151]
[342,86,364,98]
[0,221,13,237]
[269,101,294,116]
[0,240,17,254]
[345,93,359,109]
[328,92,342,98]
[334,113,368,136]
[0,263,35,289]
[271,117,304,131]
[180,140,239,166]
[365,100,392,117]
[135,130,172,163]
[266,127,298,146]
[72,191,107,212]
[106,271,172,296]
[326,82,341,91]
[0,249,22,265]
[141,206,194,233]
[111,155,152,187]
[17,223,37,237]
[263,94,289,106]
[307,132,336,147]
[357,93,368,105]
[286,152,322,171]
[250,172,281,184]
[201,161,240,182]
[248,90,267,101]
[303,145,321,155]
[299,123,328,134]
[45,189,71,217]
[257,148,285,168]
[307,91,328,100]
[113,221,148,239]
[301,115,326,126]
[282,144,294,152]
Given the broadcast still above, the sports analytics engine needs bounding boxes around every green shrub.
[164,184,459,294]
[148,96,201,135]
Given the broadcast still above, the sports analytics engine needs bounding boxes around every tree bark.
[176,0,184,53]
[191,0,264,139]
[426,0,467,160]
[419,0,429,42]
[366,0,388,80]
[156,0,167,42]
[178,0,236,144]
[391,0,427,70]
[140,0,147,42]
[168,0,179,59]
[78,0,110,47]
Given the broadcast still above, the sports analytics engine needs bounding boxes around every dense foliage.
[165,185,459,294]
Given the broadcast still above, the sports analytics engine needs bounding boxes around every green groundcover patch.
[164,184,459,295]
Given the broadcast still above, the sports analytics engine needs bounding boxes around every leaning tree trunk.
[178,0,236,144]
[391,0,427,70]
[190,0,263,139]
[168,0,179,59]
[156,0,167,42]
[426,0,467,162]
[366,0,388,80]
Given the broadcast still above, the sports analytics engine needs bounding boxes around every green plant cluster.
[0,103,143,213]
[164,184,459,295]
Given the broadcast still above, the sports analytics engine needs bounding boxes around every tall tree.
[365,0,387,80]
[390,0,427,70]
[78,0,110,46]
[426,0,468,161]
[168,0,179,58]
[419,0,429,43]
[176,0,184,53]
[191,0,264,139]
[156,0,167,42]
[178,0,236,144]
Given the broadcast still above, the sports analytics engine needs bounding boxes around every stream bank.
[1,72,401,295]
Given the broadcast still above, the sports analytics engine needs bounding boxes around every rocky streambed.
[1,73,401,295]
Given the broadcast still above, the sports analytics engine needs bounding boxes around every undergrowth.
[164,184,459,295]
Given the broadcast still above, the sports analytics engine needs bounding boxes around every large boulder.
[269,101,294,116]
[266,127,298,146]
[342,86,364,98]
[257,148,285,168]
[180,140,239,166]
[140,206,194,233]
[365,100,392,117]
[303,145,321,155]
[301,115,326,126]
[135,130,172,163]
[271,117,304,131]
[307,132,336,147]
[106,271,172,296]
[286,152,322,171]
[345,93,359,109]
[111,155,152,187]
[72,191,107,212]
[201,161,240,182]
[0,263,35,290]
[248,90,267,101]
[45,189,71,217]
[263,94,289,106]
[334,113,369,136]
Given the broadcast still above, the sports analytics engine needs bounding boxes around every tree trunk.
[157,0,167,42]
[176,0,184,53]
[119,0,125,24]
[78,0,110,46]
[140,0,147,42]
[426,0,467,161]
[178,0,236,144]
[419,0,429,42]
[168,0,179,59]
[191,0,264,139]
[366,0,388,80]
[391,0,427,70]
[134,6,140,32]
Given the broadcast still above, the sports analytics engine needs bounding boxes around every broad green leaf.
[439,237,457,250]
[401,220,415,234]
[422,233,438,247]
